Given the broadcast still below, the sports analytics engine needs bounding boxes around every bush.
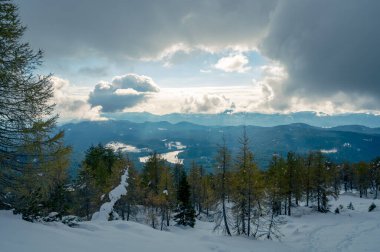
[62,215,81,227]
[334,207,340,214]
[347,202,355,210]
[369,202,376,212]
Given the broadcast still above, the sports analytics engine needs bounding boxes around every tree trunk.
[241,200,246,235]
[126,204,130,221]
[247,192,251,236]
[222,152,231,236]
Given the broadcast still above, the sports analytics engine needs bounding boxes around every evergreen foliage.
[174,172,195,227]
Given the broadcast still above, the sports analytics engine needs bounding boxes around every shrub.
[369,202,376,212]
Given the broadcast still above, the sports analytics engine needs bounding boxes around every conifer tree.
[370,157,380,199]
[201,173,216,217]
[158,165,175,229]
[141,152,166,228]
[214,137,232,235]
[174,172,195,227]
[354,161,370,198]
[0,0,72,218]
[12,120,71,220]
[0,0,55,184]
[310,152,336,212]
[232,127,262,236]
[188,161,203,214]
[75,145,126,219]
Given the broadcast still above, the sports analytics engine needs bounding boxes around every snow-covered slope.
[1,194,380,252]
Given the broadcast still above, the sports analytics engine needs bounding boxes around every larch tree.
[188,160,203,215]
[0,1,72,219]
[214,137,232,236]
[0,0,55,178]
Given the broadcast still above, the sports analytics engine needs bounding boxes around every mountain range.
[60,119,380,176]
[102,111,380,128]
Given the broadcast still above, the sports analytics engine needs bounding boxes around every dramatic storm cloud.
[89,74,159,112]
[261,0,380,109]
[16,0,276,60]
[14,0,380,119]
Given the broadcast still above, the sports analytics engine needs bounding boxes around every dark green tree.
[174,173,195,227]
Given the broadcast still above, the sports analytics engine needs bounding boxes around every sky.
[15,0,380,122]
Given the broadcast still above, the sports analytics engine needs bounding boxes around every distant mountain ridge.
[61,120,380,176]
[102,111,380,128]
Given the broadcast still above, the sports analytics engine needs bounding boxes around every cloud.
[51,76,106,122]
[17,0,380,114]
[214,54,251,73]
[260,0,380,110]
[16,0,277,60]
[181,94,235,113]
[88,74,160,112]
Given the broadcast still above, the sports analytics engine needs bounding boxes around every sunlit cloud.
[214,54,251,73]
[88,74,159,112]
[51,76,106,123]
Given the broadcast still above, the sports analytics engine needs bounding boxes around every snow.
[161,150,184,164]
[165,141,186,150]
[139,141,185,164]
[0,210,286,252]
[1,194,380,252]
[139,150,184,164]
[105,141,141,153]
[343,142,352,148]
[91,169,129,221]
[320,148,338,154]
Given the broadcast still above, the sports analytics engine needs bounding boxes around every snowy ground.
[1,194,380,252]
[139,150,184,164]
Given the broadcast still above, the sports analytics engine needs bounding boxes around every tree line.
[33,132,380,240]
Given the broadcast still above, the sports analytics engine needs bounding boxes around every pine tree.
[174,173,195,227]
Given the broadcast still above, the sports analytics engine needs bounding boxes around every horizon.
[59,111,380,128]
